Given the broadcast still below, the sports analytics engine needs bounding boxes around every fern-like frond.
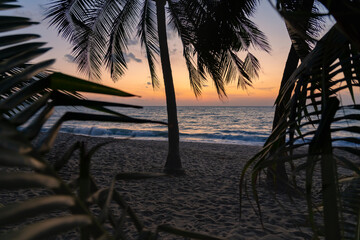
[137,0,160,88]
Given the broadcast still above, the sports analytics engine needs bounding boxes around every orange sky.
[11,1,334,106]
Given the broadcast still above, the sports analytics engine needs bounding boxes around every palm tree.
[45,0,269,173]
[241,1,360,238]
[267,0,324,191]
[0,2,227,238]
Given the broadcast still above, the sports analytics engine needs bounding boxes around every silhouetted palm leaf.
[317,0,360,50]
[45,0,268,96]
[138,0,160,88]
[0,2,162,239]
[274,0,324,59]
[1,2,226,239]
[45,0,270,173]
[168,0,270,96]
[241,25,360,239]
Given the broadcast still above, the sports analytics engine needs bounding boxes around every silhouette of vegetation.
[44,0,270,173]
[0,1,224,239]
[267,0,324,191]
[241,1,360,239]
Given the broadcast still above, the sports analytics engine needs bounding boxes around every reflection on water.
[24,106,359,146]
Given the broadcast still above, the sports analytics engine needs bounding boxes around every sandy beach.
[40,133,313,239]
[2,0,358,238]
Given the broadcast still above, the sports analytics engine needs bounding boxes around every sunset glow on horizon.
[10,0,334,106]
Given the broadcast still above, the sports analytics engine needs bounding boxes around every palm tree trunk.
[272,45,299,134]
[267,45,299,191]
[309,97,340,239]
[155,0,183,174]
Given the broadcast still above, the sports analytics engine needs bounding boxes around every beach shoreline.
[44,131,266,146]
[40,132,314,239]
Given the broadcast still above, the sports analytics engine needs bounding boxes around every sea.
[38,106,359,146]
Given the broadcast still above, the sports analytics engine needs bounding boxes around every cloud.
[146,82,152,89]
[64,54,75,63]
[124,53,142,63]
[166,29,177,40]
[145,82,152,88]
[170,48,177,55]
[258,87,275,91]
[127,39,138,45]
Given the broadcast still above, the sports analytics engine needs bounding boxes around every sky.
[7,0,334,106]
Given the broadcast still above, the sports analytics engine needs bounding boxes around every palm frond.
[236,17,271,53]
[46,0,140,81]
[183,45,206,97]
[104,0,140,81]
[317,0,360,50]
[70,12,104,80]
[241,24,360,238]
[1,3,227,238]
[137,0,160,88]
[274,0,325,59]
[244,52,260,79]
[45,0,78,41]
[168,0,206,96]
[168,0,269,97]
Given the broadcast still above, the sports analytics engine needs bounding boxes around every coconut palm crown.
[45,0,270,173]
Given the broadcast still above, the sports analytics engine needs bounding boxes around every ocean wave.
[40,126,169,138]
[179,132,268,143]
[219,129,270,135]
[34,126,357,147]
[17,106,359,147]
[35,125,268,144]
